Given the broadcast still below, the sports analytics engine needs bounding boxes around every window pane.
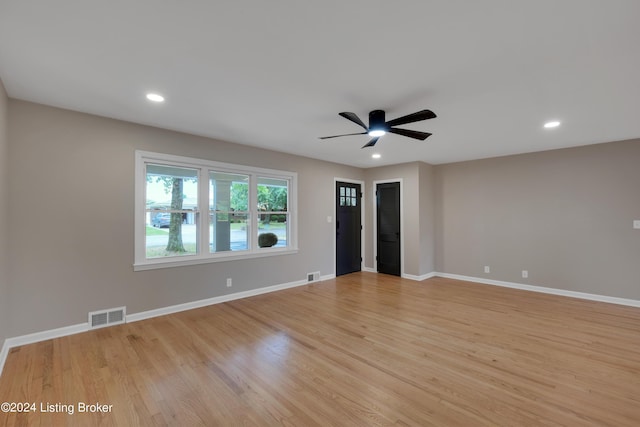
[257,177,288,249]
[146,220,198,258]
[210,213,248,252]
[210,171,249,213]
[146,164,198,208]
[258,214,288,248]
[257,177,288,213]
[145,164,198,258]
[210,172,249,253]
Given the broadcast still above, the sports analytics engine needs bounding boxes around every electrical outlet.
[484,266,490,274]
[522,270,528,279]
[226,278,232,287]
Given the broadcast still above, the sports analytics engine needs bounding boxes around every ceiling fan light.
[146,93,165,102]
[544,120,560,128]
[368,129,386,137]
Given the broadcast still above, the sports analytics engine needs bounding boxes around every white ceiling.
[1,1,639,167]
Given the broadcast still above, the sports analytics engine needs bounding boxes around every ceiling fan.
[319,109,437,148]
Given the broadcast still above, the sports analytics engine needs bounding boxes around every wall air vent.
[89,307,126,329]
[307,271,321,282]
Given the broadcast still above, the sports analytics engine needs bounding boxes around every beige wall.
[435,139,640,299]
[418,162,436,276]
[7,100,363,337]
[3,96,639,342]
[0,80,9,344]
[363,162,436,277]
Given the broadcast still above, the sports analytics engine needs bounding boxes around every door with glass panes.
[336,181,362,276]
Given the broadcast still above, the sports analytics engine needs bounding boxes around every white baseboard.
[4,323,90,348]
[402,272,437,281]
[320,274,336,281]
[363,269,435,281]
[128,277,320,323]
[435,272,640,308]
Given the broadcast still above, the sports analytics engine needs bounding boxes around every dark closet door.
[336,182,362,276]
[376,182,400,276]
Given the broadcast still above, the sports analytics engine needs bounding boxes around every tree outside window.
[145,164,198,258]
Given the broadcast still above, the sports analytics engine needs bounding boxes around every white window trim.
[134,150,298,271]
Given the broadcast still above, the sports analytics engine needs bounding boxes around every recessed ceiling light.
[146,93,165,103]
[544,120,560,128]
[372,153,381,159]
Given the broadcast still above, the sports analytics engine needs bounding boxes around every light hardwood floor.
[1,273,640,426]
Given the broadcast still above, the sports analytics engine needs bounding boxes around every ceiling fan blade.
[319,132,367,140]
[385,109,437,127]
[388,128,432,140]
[361,137,380,148]
[339,112,369,131]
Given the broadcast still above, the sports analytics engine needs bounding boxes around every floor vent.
[307,271,321,282]
[89,307,126,329]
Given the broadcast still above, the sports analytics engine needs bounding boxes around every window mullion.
[198,167,209,257]
[135,158,147,263]
[249,174,257,251]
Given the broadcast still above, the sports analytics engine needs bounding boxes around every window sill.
[133,247,299,271]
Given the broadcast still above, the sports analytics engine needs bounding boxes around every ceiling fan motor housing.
[369,110,387,132]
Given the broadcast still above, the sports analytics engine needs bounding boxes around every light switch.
[634,220,640,229]
[327,216,333,223]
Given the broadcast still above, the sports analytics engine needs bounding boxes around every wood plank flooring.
[1,273,640,426]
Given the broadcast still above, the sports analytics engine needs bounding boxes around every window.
[146,164,199,258]
[339,185,357,207]
[257,177,289,248]
[210,171,249,252]
[135,151,297,270]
